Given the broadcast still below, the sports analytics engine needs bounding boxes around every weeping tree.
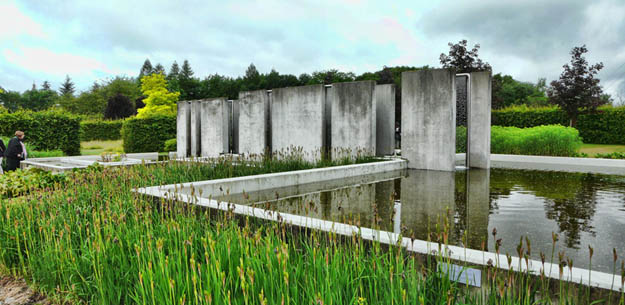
[548,45,604,127]
[104,93,135,119]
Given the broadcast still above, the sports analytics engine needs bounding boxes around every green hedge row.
[80,120,123,141]
[0,111,80,155]
[121,115,176,153]
[492,106,625,144]
[457,125,582,156]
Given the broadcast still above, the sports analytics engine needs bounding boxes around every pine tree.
[180,60,194,79]
[167,61,180,81]
[154,63,165,75]
[139,59,154,79]
[244,63,261,90]
[42,81,51,91]
[59,75,76,97]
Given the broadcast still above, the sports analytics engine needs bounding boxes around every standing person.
[0,138,5,174]
[5,131,26,171]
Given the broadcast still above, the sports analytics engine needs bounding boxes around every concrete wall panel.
[468,71,491,169]
[190,100,202,157]
[200,98,229,158]
[238,90,270,156]
[271,85,325,162]
[401,69,456,171]
[330,81,376,159]
[375,84,395,156]
[176,101,191,158]
[232,100,239,153]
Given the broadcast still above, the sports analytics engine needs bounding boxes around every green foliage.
[136,73,180,118]
[456,125,582,156]
[121,115,176,153]
[594,152,625,159]
[58,75,75,97]
[0,86,58,112]
[492,74,548,109]
[80,119,123,141]
[493,105,625,144]
[439,39,491,73]
[0,110,80,155]
[163,138,176,152]
[0,168,68,198]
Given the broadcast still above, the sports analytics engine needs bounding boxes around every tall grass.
[457,125,583,156]
[0,158,622,304]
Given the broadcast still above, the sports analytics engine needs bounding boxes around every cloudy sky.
[1,0,624,100]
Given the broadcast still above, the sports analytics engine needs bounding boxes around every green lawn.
[80,139,123,155]
[579,143,625,157]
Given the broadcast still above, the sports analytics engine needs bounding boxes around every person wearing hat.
[5,131,27,171]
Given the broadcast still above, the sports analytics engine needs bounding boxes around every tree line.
[0,40,611,126]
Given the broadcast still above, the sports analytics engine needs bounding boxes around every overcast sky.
[1,0,624,100]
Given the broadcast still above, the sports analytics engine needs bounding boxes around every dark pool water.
[224,168,625,273]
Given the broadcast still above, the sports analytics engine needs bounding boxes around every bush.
[0,168,68,198]
[594,152,625,159]
[121,115,176,153]
[80,120,123,141]
[104,93,135,119]
[492,105,625,144]
[0,110,80,155]
[456,125,582,156]
[163,138,176,152]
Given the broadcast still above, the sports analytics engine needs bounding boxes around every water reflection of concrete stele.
[401,69,491,171]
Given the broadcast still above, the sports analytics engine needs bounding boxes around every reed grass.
[0,157,623,304]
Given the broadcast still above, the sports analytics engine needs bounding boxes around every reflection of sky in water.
[223,168,625,273]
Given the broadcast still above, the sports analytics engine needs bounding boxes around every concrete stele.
[468,71,492,169]
[271,85,325,162]
[375,84,395,156]
[200,98,230,158]
[176,101,191,158]
[238,90,270,157]
[190,100,202,157]
[330,81,376,160]
[401,69,456,171]
[232,100,239,153]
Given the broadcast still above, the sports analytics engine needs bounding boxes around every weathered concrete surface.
[176,101,191,158]
[232,100,239,153]
[200,98,230,157]
[468,71,491,169]
[330,81,376,160]
[375,84,395,156]
[401,69,456,171]
[190,100,202,156]
[238,90,270,156]
[271,85,325,162]
[324,86,332,157]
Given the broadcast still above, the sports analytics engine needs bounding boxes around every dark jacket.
[0,139,5,156]
[5,137,23,171]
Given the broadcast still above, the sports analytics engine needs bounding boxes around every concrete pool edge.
[137,188,623,292]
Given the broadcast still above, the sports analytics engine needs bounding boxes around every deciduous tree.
[137,73,180,118]
[548,45,604,127]
[439,40,491,73]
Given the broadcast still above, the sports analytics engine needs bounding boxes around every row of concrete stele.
[176,69,492,171]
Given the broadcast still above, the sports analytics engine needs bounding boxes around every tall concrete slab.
[375,84,395,156]
[238,90,270,157]
[176,101,191,158]
[468,71,492,169]
[401,69,456,171]
[232,100,239,153]
[271,85,325,162]
[200,98,230,158]
[330,81,376,160]
[189,100,202,157]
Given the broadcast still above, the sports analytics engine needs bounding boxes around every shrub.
[492,105,625,144]
[104,93,135,119]
[80,119,123,141]
[594,152,625,159]
[163,138,176,152]
[0,110,80,155]
[121,115,176,153]
[0,168,68,198]
[456,125,582,156]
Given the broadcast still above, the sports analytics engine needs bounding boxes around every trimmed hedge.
[457,125,582,156]
[0,111,80,155]
[164,138,176,152]
[492,105,625,144]
[80,120,123,141]
[121,115,176,153]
